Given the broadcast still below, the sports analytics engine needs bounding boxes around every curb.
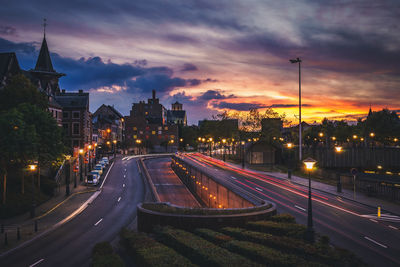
[0,161,116,258]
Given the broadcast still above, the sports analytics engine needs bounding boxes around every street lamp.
[79,149,84,182]
[334,146,343,192]
[286,143,293,179]
[208,138,213,157]
[290,57,302,161]
[113,139,117,158]
[241,141,246,168]
[88,145,92,171]
[29,164,37,218]
[303,157,317,243]
[222,139,227,162]
[65,155,72,194]
[136,139,142,154]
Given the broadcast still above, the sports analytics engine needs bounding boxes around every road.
[183,153,400,267]
[145,157,201,207]
[0,157,145,267]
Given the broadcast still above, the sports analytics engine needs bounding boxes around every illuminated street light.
[79,149,84,154]
[335,146,343,153]
[29,163,37,218]
[370,132,375,137]
[286,143,293,149]
[303,157,317,243]
[319,132,324,137]
[353,135,358,139]
[331,136,336,141]
[290,57,302,161]
[334,147,342,192]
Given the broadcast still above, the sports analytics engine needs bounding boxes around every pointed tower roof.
[34,36,55,72]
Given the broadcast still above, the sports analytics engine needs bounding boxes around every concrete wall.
[171,156,259,209]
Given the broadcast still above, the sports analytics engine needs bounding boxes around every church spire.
[368,103,373,117]
[34,18,55,72]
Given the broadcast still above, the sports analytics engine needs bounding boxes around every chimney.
[152,90,156,99]
[62,89,66,93]
[79,89,83,94]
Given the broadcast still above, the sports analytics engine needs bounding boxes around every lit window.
[133,135,137,139]
[73,111,80,119]
[133,127,137,131]
[164,126,168,130]
[152,131,156,135]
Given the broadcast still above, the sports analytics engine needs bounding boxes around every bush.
[246,220,306,239]
[193,228,233,245]
[92,242,124,267]
[120,228,194,267]
[156,226,259,267]
[269,213,296,223]
[40,177,57,196]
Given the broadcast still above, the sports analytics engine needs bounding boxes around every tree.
[0,74,48,112]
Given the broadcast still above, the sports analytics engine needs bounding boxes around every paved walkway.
[0,179,98,253]
[220,159,400,215]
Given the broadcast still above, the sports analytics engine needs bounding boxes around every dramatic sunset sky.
[1,0,399,125]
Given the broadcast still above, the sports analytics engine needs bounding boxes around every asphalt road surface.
[183,153,400,267]
[144,157,201,207]
[0,157,145,267]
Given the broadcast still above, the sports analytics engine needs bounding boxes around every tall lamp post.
[113,140,117,158]
[88,145,92,172]
[286,143,293,179]
[241,141,246,168]
[222,139,227,162]
[208,137,213,157]
[29,164,37,218]
[79,149,84,182]
[334,146,343,192]
[290,57,302,161]
[65,155,71,194]
[303,157,317,243]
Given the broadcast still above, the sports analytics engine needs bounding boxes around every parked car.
[94,164,103,175]
[86,172,100,185]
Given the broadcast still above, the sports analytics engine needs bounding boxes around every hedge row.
[246,220,307,239]
[141,202,270,215]
[92,242,125,267]
[221,227,333,265]
[156,226,260,267]
[269,213,297,223]
[120,228,195,267]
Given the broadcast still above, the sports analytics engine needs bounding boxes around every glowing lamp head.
[335,146,343,153]
[113,140,117,144]
[94,143,98,147]
[201,138,205,142]
[303,158,317,171]
[180,138,183,142]
[65,155,71,160]
[286,143,293,149]
[29,164,37,171]
[331,136,336,141]
[198,137,202,141]
[319,132,324,137]
[222,139,226,144]
[353,135,358,139]
[88,145,92,150]
[106,141,110,145]
[106,128,111,133]
[241,141,245,145]
[370,132,375,137]
[394,138,398,142]
[79,149,84,154]
[377,165,383,170]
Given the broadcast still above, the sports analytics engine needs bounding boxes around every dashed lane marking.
[29,259,44,267]
[123,184,125,188]
[117,197,121,202]
[370,219,378,223]
[364,236,388,248]
[255,187,263,192]
[231,176,237,180]
[389,225,398,230]
[94,218,103,226]
[294,205,306,212]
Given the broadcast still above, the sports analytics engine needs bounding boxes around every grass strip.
[92,242,125,267]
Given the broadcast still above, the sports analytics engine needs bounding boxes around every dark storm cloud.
[198,90,235,101]
[181,63,198,72]
[212,101,266,111]
[0,26,17,36]
[1,37,203,93]
[268,104,312,108]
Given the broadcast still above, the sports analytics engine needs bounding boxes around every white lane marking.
[29,259,44,267]
[364,236,388,248]
[231,176,237,180]
[117,197,121,202]
[124,169,126,171]
[124,174,126,178]
[255,187,263,192]
[123,184,125,188]
[294,205,306,212]
[389,225,398,230]
[370,219,378,223]
[94,218,103,226]
[100,162,115,188]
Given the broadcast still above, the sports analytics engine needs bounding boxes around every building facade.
[92,104,125,145]
[125,90,179,153]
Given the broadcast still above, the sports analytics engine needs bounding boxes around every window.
[63,112,69,119]
[164,126,168,130]
[158,126,162,130]
[152,131,156,135]
[73,111,80,119]
[139,131,143,134]
[133,127,137,131]
[145,111,148,115]
[158,131,162,135]
[73,123,80,135]
[63,123,69,133]
[133,135,137,139]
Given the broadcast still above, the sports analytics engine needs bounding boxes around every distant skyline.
[1,0,399,125]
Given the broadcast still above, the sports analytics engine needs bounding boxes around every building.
[92,104,125,145]
[167,101,187,125]
[56,89,92,149]
[0,32,91,149]
[125,90,179,153]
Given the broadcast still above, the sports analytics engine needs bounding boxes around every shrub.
[120,228,194,267]
[269,213,296,223]
[92,242,124,267]
[193,228,233,245]
[246,220,306,239]
[156,226,259,267]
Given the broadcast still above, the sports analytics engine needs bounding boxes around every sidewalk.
[220,158,400,215]
[0,182,97,253]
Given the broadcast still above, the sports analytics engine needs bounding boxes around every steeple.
[368,104,373,117]
[35,35,55,73]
